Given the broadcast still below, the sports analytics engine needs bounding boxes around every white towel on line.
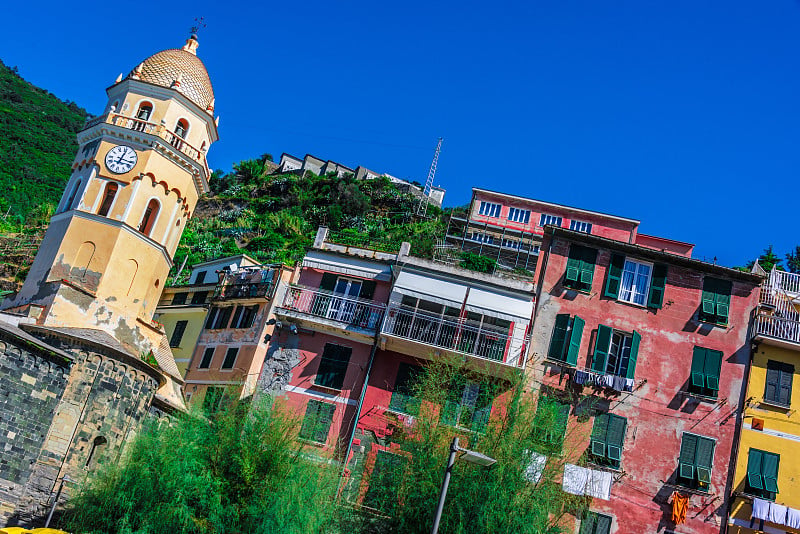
[786,507,800,529]
[768,502,788,526]
[586,469,612,500]
[752,497,770,521]
[562,463,588,496]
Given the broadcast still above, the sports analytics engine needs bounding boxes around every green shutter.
[606,415,627,461]
[765,363,781,403]
[548,314,570,361]
[779,363,793,406]
[591,413,609,457]
[316,402,335,443]
[747,449,764,490]
[647,264,668,309]
[701,284,716,315]
[595,514,612,534]
[626,331,641,379]
[695,436,714,484]
[704,350,722,391]
[566,247,581,282]
[679,433,697,479]
[763,452,779,493]
[691,347,707,388]
[715,292,730,323]
[580,247,597,285]
[579,514,596,534]
[604,253,625,299]
[566,315,585,366]
[320,273,337,291]
[592,325,612,373]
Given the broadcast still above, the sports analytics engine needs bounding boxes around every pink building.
[529,226,761,534]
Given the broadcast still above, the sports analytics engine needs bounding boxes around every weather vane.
[190,16,206,37]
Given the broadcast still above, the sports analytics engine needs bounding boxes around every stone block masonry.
[0,324,71,527]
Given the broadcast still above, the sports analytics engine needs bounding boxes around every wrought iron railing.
[381,305,513,363]
[280,285,386,330]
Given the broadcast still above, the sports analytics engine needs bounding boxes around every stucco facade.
[529,227,761,534]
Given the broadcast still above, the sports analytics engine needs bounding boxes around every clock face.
[105,145,138,174]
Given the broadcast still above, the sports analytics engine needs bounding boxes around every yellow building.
[729,268,800,533]
[155,255,259,376]
[3,32,219,406]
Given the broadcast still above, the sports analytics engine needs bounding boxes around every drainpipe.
[338,332,380,497]
[721,307,758,534]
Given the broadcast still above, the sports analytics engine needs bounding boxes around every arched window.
[174,119,189,138]
[138,199,160,236]
[85,435,107,468]
[64,180,82,212]
[97,182,118,217]
[136,102,153,121]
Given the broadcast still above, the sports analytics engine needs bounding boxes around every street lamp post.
[430,436,497,534]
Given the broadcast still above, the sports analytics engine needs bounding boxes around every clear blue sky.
[3,1,799,267]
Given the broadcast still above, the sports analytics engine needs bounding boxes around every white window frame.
[539,213,563,227]
[618,259,653,307]
[478,201,501,218]
[570,220,593,233]
[507,207,531,224]
[604,330,633,376]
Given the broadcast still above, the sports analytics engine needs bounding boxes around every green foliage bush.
[63,400,340,534]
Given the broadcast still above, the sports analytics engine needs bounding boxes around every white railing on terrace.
[279,285,386,331]
[381,305,514,363]
[755,314,800,345]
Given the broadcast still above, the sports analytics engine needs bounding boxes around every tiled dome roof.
[129,37,214,111]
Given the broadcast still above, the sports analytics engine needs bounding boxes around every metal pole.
[431,436,459,534]
[44,476,66,528]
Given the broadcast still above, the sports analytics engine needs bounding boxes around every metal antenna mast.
[418,137,443,217]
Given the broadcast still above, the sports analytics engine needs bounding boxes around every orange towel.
[672,492,689,525]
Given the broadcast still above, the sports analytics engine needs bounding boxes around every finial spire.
[190,16,206,40]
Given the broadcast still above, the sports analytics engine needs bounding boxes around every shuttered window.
[547,314,584,366]
[677,433,715,491]
[591,326,641,379]
[299,400,335,444]
[221,347,238,370]
[170,320,188,348]
[745,448,780,501]
[590,413,627,469]
[689,347,723,399]
[604,253,667,309]
[764,360,793,407]
[564,245,597,292]
[389,363,422,415]
[532,397,570,454]
[363,450,408,511]
[580,511,612,534]
[441,379,495,433]
[699,277,732,325]
[315,344,352,390]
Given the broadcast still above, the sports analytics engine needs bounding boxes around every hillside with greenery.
[170,156,449,283]
[0,59,88,222]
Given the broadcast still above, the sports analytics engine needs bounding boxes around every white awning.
[464,287,534,323]
[302,250,392,281]
[393,270,467,308]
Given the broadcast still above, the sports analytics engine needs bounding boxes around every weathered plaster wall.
[529,235,759,534]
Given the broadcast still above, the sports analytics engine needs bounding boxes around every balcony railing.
[755,314,800,345]
[381,305,513,363]
[84,113,208,174]
[213,268,278,301]
[279,285,386,331]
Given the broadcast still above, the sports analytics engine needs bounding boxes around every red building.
[263,234,397,455]
[530,226,761,534]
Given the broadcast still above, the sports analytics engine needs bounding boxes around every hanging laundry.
[523,450,547,484]
[612,375,626,391]
[768,502,788,526]
[573,370,589,385]
[786,507,800,529]
[602,374,615,388]
[562,464,589,496]
[751,497,770,521]
[624,378,634,391]
[671,492,689,525]
[585,469,612,500]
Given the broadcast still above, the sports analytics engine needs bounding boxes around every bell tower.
[6,33,219,356]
